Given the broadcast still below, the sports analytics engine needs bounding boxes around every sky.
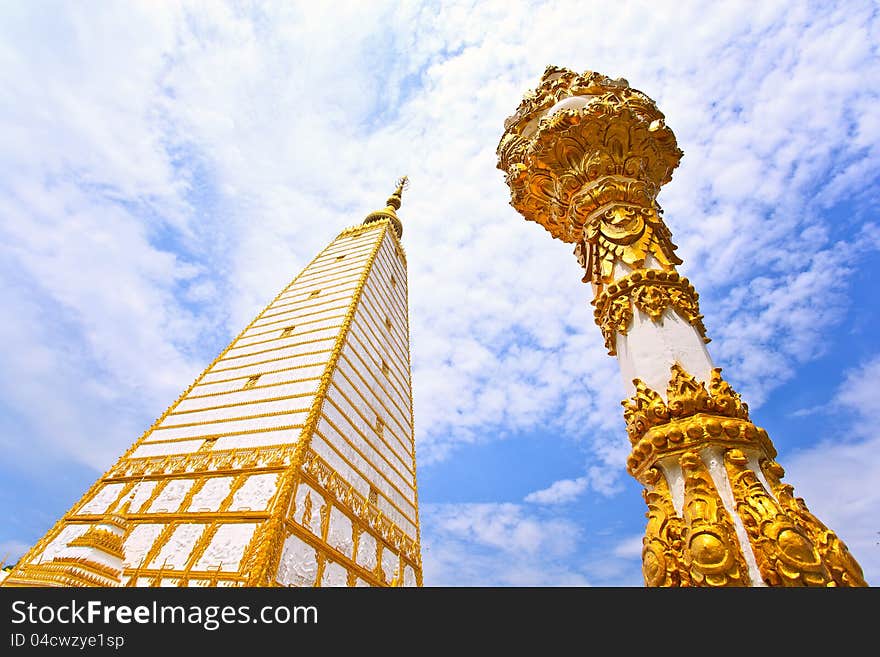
[0,0,878,586]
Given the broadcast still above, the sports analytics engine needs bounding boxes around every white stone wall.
[39,525,89,562]
[229,474,278,511]
[77,483,124,514]
[276,534,318,586]
[321,560,348,586]
[326,506,353,557]
[187,477,233,512]
[193,523,257,571]
[148,479,194,513]
[148,524,205,569]
[122,524,164,568]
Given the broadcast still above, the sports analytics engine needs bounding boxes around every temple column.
[497,66,866,587]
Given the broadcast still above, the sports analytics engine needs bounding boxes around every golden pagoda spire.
[363,176,408,238]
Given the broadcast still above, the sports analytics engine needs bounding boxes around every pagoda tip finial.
[388,175,409,209]
[363,175,409,239]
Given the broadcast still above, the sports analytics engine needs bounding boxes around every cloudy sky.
[1,1,878,586]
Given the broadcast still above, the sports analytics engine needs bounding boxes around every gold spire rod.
[363,176,409,238]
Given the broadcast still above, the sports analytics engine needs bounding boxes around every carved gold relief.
[679,451,749,586]
[593,269,709,354]
[67,526,126,560]
[624,365,759,480]
[760,459,867,587]
[497,66,683,290]
[641,467,688,587]
[724,449,830,586]
[574,204,681,287]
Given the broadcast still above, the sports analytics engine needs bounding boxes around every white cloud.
[524,461,624,504]
[784,353,880,585]
[421,503,590,586]
[525,477,589,505]
[612,535,644,560]
[3,1,877,467]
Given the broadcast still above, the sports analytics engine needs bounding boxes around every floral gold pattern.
[593,269,709,354]
[679,451,749,587]
[500,65,867,588]
[497,66,683,287]
[760,459,867,587]
[623,365,750,445]
[724,449,830,586]
[641,467,688,587]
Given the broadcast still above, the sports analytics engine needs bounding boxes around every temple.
[2,179,422,587]
[496,66,866,587]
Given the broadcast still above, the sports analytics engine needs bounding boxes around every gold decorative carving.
[573,204,681,286]
[497,66,683,287]
[760,459,867,587]
[301,449,419,562]
[5,558,122,587]
[623,365,762,479]
[679,451,749,586]
[362,176,408,239]
[641,467,688,587]
[724,449,830,586]
[67,526,126,560]
[593,269,709,354]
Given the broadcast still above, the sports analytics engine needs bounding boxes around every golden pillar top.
[497,66,684,286]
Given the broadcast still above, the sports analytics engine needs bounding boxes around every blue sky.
[1,1,878,585]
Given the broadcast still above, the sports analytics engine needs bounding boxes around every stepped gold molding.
[760,459,867,587]
[5,202,419,589]
[593,269,709,355]
[3,513,130,587]
[242,221,409,586]
[724,449,831,586]
[679,451,750,587]
[301,448,419,562]
[67,527,126,560]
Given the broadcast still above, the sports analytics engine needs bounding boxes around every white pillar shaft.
[616,306,714,399]
[605,257,713,398]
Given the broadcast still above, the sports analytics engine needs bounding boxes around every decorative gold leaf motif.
[641,467,688,587]
[592,269,710,355]
[622,364,751,453]
[622,379,668,445]
[497,66,683,287]
[760,459,867,587]
[724,449,830,586]
[499,66,867,588]
[679,451,749,587]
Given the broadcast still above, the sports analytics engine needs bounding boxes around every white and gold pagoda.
[497,66,866,587]
[3,180,421,587]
